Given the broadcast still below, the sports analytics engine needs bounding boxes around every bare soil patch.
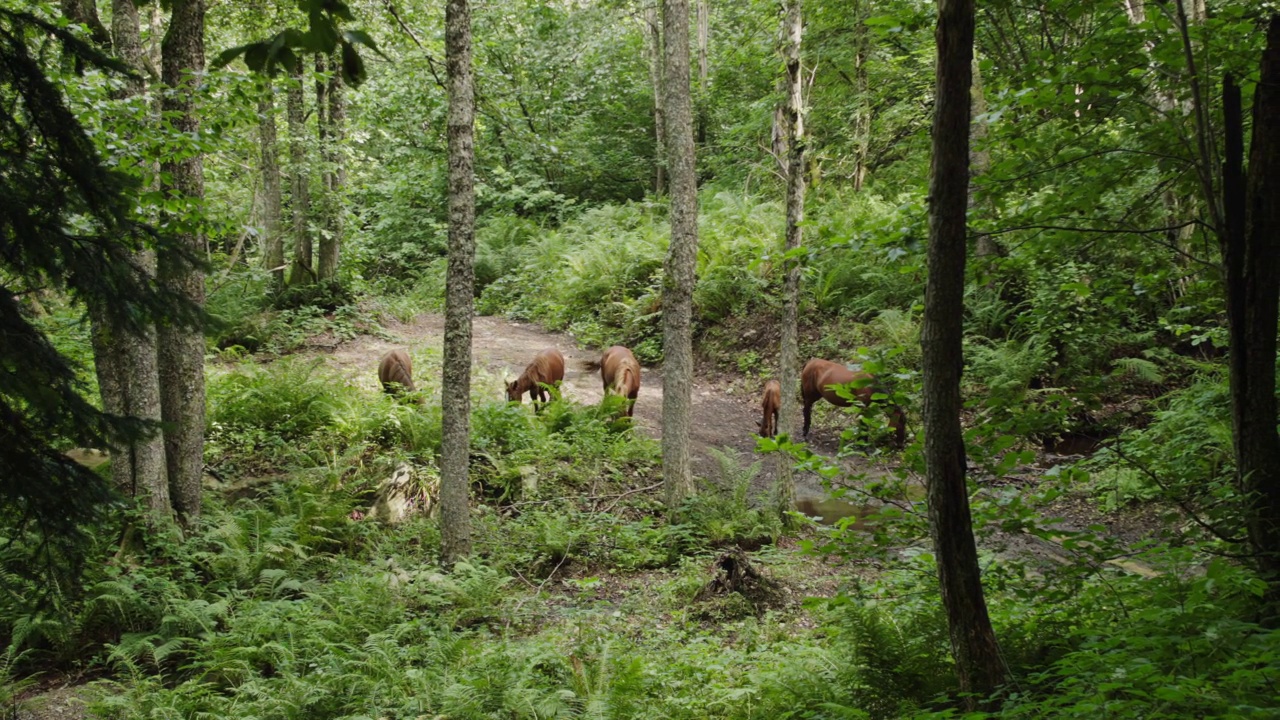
[318,312,877,501]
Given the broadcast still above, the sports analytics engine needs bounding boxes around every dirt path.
[325,312,888,501]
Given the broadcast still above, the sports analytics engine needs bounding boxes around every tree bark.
[109,0,169,521]
[851,0,871,192]
[69,0,171,524]
[661,0,698,511]
[646,3,667,195]
[922,0,1006,704]
[157,0,206,530]
[60,0,111,48]
[777,0,804,513]
[1222,17,1280,620]
[259,79,284,288]
[318,50,345,281]
[313,53,332,280]
[287,56,313,285]
[970,58,1000,260]
[440,0,476,566]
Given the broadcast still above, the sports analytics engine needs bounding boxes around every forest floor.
[13,310,1170,719]
[324,310,1167,574]
[325,311,892,503]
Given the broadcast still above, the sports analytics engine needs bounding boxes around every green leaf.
[343,29,385,57]
[244,43,269,73]
[212,44,249,70]
[340,41,366,87]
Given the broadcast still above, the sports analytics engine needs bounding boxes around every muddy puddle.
[794,495,870,526]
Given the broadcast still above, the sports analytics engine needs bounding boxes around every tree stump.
[695,548,783,610]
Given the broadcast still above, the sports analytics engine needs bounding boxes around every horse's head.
[505,378,522,402]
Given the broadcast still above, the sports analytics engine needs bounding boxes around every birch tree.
[661,0,698,510]
[440,0,476,565]
[776,0,804,513]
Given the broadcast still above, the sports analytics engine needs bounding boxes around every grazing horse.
[801,358,905,446]
[759,379,781,438]
[600,345,641,417]
[507,348,565,408]
[378,349,417,397]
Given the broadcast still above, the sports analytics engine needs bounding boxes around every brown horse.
[600,345,641,417]
[801,358,905,446]
[378,349,416,397]
[507,348,565,407]
[759,379,781,438]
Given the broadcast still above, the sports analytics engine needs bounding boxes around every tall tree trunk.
[1222,17,1280,620]
[851,0,871,192]
[259,79,284,288]
[922,0,1006,704]
[646,4,666,195]
[287,56,313,286]
[440,0,476,566]
[318,51,345,281]
[111,0,169,521]
[70,0,171,524]
[970,58,1000,260]
[776,0,804,513]
[157,0,206,530]
[313,53,332,279]
[661,0,698,511]
[148,3,163,78]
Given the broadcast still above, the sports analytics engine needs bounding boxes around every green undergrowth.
[206,271,383,356]
[4,345,1277,718]
[472,188,927,367]
[440,182,1223,451]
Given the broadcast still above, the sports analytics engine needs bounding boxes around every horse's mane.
[616,365,636,393]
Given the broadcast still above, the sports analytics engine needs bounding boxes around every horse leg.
[803,399,813,438]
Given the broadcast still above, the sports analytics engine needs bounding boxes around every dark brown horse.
[600,345,641,417]
[378,349,416,397]
[801,358,905,446]
[507,348,565,407]
[759,379,781,438]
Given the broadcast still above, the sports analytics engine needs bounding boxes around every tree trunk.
[776,0,804,513]
[646,4,666,195]
[318,50,344,281]
[69,0,171,525]
[440,0,476,566]
[287,56,313,286]
[851,0,871,192]
[1222,17,1280,620]
[313,53,332,280]
[970,58,1000,260]
[921,0,1006,704]
[259,79,284,288]
[109,0,170,521]
[148,3,163,79]
[60,0,111,48]
[157,0,206,530]
[661,0,698,511]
